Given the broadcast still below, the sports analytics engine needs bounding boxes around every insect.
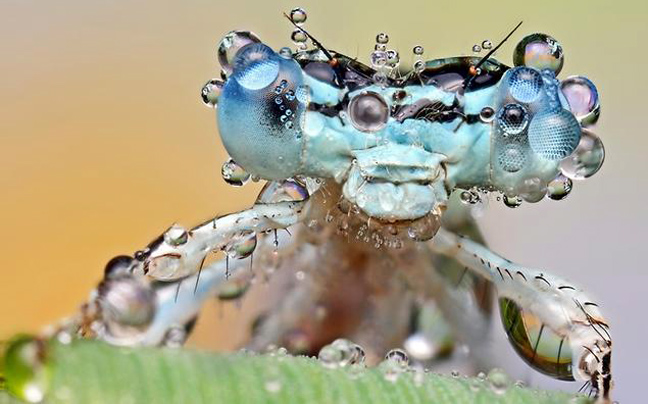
[56,8,610,402]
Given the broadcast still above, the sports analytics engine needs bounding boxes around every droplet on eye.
[232,43,280,90]
[221,158,250,186]
[560,129,605,180]
[528,109,581,161]
[507,66,543,103]
[497,103,529,135]
[224,231,257,259]
[513,33,564,75]
[560,76,600,127]
[163,224,189,247]
[348,91,389,132]
[98,276,156,335]
[217,30,261,75]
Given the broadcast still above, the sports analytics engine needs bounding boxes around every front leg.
[430,228,613,402]
[132,199,309,281]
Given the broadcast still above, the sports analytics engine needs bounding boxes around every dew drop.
[370,50,388,68]
[224,231,257,259]
[291,29,308,46]
[289,7,307,25]
[384,348,410,367]
[164,224,189,247]
[200,79,224,108]
[560,129,605,180]
[403,333,435,361]
[278,46,293,59]
[348,91,389,132]
[376,32,389,44]
[487,368,510,395]
[546,174,573,200]
[413,60,425,73]
[560,76,600,126]
[413,45,424,55]
[503,195,522,208]
[217,277,251,300]
[472,44,482,53]
[221,158,251,186]
[513,33,564,74]
[217,30,261,75]
[98,276,156,337]
[482,39,493,50]
[479,106,495,123]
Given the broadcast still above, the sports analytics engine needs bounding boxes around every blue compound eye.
[528,109,581,161]
[508,66,543,104]
[217,43,307,180]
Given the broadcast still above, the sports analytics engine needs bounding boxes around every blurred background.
[1,0,644,401]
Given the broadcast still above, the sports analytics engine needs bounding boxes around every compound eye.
[528,108,581,161]
[560,76,600,126]
[347,91,389,132]
[513,33,564,75]
[499,298,575,381]
[217,43,307,180]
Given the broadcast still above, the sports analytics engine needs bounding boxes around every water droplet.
[560,129,605,180]
[546,174,573,200]
[163,224,188,247]
[482,40,493,50]
[386,49,400,65]
[513,33,564,74]
[370,50,388,68]
[460,190,480,204]
[224,231,257,259]
[503,195,522,208]
[221,158,251,186]
[487,368,510,395]
[3,337,49,403]
[232,43,280,90]
[200,79,224,108]
[217,277,251,300]
[348,91,389,132]
[374,43,386,51]
[162,325,188,348]
[375,32,389,44]
[289,7,307,25]
[385,348,410,366]
[404,333,435,361]
[256,180,309,203]
[560,76,600,126]
[497,103,529,135]
[291,29,308,45]
[278,46,293,59]
[104,255,134,279]
[217,30,261,74]
[413,45,424,55]
[406,213,441,241]
[472,44,482,53]
[479,106,495,123]
[98,276,156,337]
[413,60,425,73]
[451,370,460,378]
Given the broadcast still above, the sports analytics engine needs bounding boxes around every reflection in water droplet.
[217,30,261,74]
[503,195,522,208]
[560,76,600,127]
[560,129,605,180]
[513,33,564,74]
[348,91,389,132]
[546,174,573,200]
[289,7,307,25]
[497,103,529,135]
[487,368,510,395]
[224,231,257,259]
[385,348,410,366]
[200,79,224,108]
[376,32,389,44]
[221,159,251,186]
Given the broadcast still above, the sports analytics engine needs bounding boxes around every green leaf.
[2,338,592,404]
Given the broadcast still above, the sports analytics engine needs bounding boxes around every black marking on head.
[534,274,551,286]
[516,271,527,281]
[558,285,576,290]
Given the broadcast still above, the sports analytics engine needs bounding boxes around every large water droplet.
[217,277,251,301]
[104,255,134,279]
[232,43,280,90]
[221,158,251,186]
[560,76,600,127]
[404,333,435,361]
[97,276,156,337]
[3,337,50,403]
[559,129,605,180]
[289,7,307,25]
[503,194,522,208]
[348,91,389,132]
[200,79,224,108]
[384,348,410,366]
[217,30,261,75]
[513,33,564,74]
[291,29,308,47]
[546,174,573,200]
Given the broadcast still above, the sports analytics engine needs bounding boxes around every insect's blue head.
[207,30,604,224]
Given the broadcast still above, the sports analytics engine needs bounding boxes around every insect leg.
[429,228,613,401]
